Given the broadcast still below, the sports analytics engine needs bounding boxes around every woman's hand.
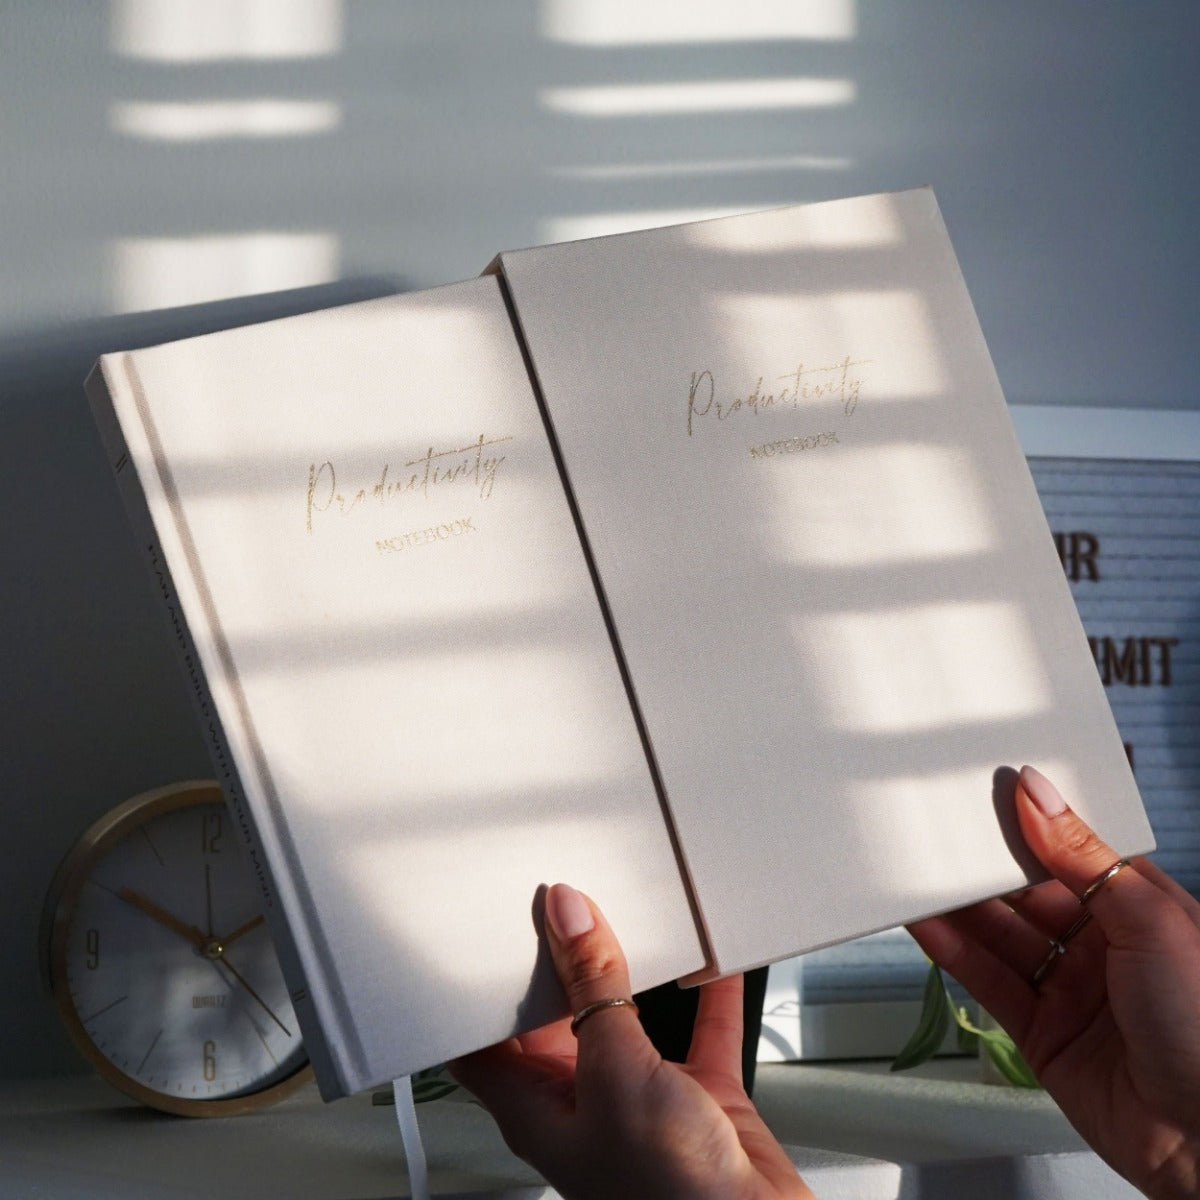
[910,765,1200,1200]
[451,883,812,1200]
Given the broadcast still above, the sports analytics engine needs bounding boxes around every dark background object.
[636,965,770,1095]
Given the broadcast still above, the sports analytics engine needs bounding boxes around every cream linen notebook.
[86,275,706,1098]
[491,187,1154,980]
[88,189,1154,1098]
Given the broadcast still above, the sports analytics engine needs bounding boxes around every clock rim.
[41,779,314,1117]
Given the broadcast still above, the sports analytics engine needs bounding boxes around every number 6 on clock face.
[42,781,312,1116]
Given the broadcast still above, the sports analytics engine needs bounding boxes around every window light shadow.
[110,0,344,61]
[109,233,341,313]
[541,0,857,46]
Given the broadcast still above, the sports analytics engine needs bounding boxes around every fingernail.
[1020,765,1067,817]
[545,884,595,941]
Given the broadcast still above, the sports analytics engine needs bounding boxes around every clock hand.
[217,914,266,948]
[117,887,206,949]
[211,952,292,1037]
[121,887,288,1035]
[205,864,214,937]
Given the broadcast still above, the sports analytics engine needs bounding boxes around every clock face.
[44,782,311,1115]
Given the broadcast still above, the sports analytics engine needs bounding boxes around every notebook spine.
[84,358,350,1099]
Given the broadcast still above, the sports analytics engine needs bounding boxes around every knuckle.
[1058,820,1108,863]
[561,943,622,1000]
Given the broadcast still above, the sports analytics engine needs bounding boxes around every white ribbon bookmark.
[393,1074,431,1200]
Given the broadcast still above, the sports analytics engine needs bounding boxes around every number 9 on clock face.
[42,782,312,1115]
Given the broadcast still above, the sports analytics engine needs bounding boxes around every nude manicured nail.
[1020,765,1067,817]
[546,884,595,941]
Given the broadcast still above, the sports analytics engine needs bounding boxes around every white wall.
[4,0,1198,1079]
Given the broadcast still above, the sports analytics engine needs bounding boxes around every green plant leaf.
[954,1006,980,1055]
[890,961,951,1071]
[412,1078,460,1103]
[371,1067,461,1106]
[411,1065,460,1104]
[945,1007,1040,1088]
[948,1008,989,1038]
[976,1031,1040,1088]
[891,958,1042,1087]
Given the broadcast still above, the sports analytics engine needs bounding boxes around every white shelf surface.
[0,1061,1141,1199]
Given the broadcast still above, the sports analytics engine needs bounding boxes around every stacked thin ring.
[570,997,639,1035]
[1031,858,1130,988]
